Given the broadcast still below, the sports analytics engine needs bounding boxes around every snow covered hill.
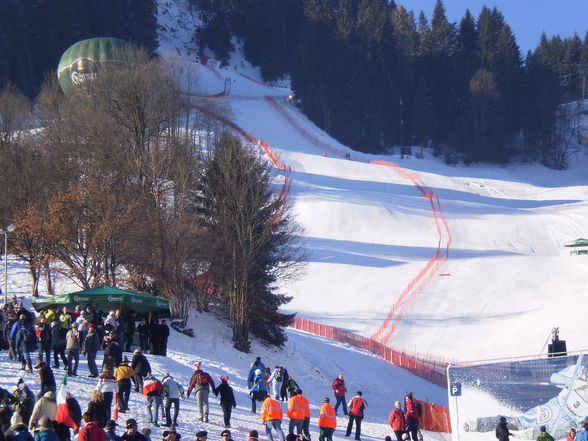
[172,47,588,363]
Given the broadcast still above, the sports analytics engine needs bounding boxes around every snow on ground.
[0,286,447,441]
[189,61,588,363]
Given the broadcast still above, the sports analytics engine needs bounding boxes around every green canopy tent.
[564,238,588,255]
[31,285,171,319]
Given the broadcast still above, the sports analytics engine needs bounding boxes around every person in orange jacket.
[318,398,336,441]
[261,392,285,441]
[298,390,311,440]
[287,390,305,435]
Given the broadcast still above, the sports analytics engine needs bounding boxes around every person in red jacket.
[388,401,406,441]
[79,412,107,441]
[345,391,367,441]
[332,374,347,416]
[404,393,419,441]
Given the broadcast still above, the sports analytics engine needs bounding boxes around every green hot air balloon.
[57,37,131,92]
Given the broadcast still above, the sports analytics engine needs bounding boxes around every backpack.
[23,327,36,344]
[275,369,283,382]
[415,402,423,417]
[197,372,209,386]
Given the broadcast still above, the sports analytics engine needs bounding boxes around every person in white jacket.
[96,369,119,421]
[162,374,184,428]
[268,367,283,400]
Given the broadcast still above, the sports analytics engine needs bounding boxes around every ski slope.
[174,50,588,363]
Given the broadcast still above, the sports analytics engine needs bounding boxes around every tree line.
[193,0,588,167]
[0,0,158,97]
[0,49,303,352]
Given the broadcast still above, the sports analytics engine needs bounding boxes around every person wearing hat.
[260,392,285,441]
[162,430,181,441]
[96,369,118,421]
[33,416,59,441]
[34,362,56,400]
[247,431,259,441]
[187,364,215,423]
[65,322,81,376]
[114,359,134,413]
[162,374,184,428]
[78,412,106,441]
[13,378,35,426]
[5,411,33,441]
[537,425,554,441]
[213,376,236,428]
[102,333,122,372]
[495,417,513,441]
[196,432,207,441]
[105,420,121,441]
[345,391,367,441]
[131,349,151,393]
[29,391,56,433]
[121,419,146,441]
[84,323,100,378]
[388,400,405,441]
[143,374,164,427]
[318,398,336,441]
[220,430,233,441]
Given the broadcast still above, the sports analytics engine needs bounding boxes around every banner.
[447,353,588,441]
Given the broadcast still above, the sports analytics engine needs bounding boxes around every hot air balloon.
[57,37,131,92]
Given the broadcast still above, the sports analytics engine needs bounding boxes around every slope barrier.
[263,96,453,346]
[290,317,451,432]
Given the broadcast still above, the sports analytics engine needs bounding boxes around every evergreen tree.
[201,134,303,351]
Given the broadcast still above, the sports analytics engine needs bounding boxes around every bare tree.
[0,83,32,149]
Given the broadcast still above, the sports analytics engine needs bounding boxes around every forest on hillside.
[1,0,587,167]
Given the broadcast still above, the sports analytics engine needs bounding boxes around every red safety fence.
[368,161,452,346]
[416,400,452,433]
[289,317,451,432]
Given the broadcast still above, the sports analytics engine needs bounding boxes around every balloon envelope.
[57,37,130,92]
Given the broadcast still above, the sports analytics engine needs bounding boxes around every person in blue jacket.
[15,321,38,373]
[249,368,267,414]
[248,358,265,388]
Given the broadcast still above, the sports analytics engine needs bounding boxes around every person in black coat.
[12,379,34,426]
[160,321,169,357]
[280,369,290,401]
[102,334,122,371]
[130,350,151,392]
[50,322,67,369]
[34,362,56,399]
[149,321,161,356]
[136,320,149,353]
[36,319,52,364]
[496,417,513,441]
[87,390,108,427]
[213,376,236,428]
[123,312,136,353]
[83,325,100,377]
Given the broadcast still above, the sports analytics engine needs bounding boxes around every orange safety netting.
[289,317,451,432]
